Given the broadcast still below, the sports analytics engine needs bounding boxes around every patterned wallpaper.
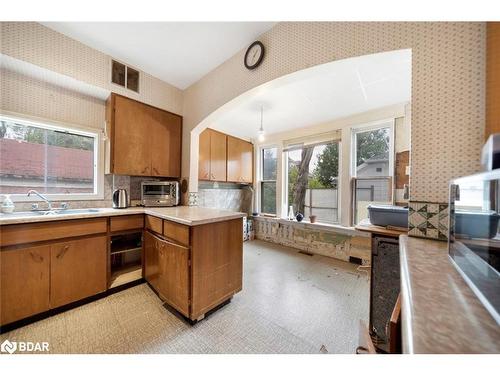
[183,22,486,203]
[0,22,184,116]
[0,68,105,130]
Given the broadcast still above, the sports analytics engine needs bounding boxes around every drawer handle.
[153,167,159,175]
[30,251,44,263]
[142,166,149,174]
[56,245,70,259]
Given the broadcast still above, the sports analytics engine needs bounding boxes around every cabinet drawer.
[0,218,107,247]
[145,215,163,234]
[110,215,144,232]
[163,220,190,246]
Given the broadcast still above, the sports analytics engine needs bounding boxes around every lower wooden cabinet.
[144,231,160,291]
[158,238,190,316]
[0,245,51,325]
[0,235,107,325]
[144,218,243,321]
[50,236,107,308]
[145,230,190,316]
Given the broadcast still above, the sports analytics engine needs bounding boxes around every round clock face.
[244,41,265,70]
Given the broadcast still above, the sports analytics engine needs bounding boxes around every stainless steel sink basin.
[53,208,102,215]
[1,208,104,217]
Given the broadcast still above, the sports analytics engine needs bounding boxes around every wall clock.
[244,41,265,70]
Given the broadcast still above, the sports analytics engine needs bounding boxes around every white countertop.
[0,206,246,226]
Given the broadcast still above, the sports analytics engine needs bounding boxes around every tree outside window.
[287,142,339,224]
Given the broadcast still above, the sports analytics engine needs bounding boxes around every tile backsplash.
[197,182,252,215]
[10,174,177,211]
[408,201,450,241]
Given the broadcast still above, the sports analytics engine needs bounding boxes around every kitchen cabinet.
[106,93,182,177]
[157,235,190,316]
[144,217,243,321]
[0,245,50,325]
[486,22,500,139]
[227,135,253,183]
[110,94,151,176]
[150,106,182,177]
[50,236,107,308]
[198,129,227,181]
[144,231,160,291]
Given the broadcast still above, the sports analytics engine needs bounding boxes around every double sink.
[2,208,104,217]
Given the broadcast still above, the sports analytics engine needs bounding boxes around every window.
[0,116,101,199]
[260,147,277,214]
[351,122,394,224]
[286,142,339,224]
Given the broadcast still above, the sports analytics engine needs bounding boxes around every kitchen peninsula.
[0,206,245,328]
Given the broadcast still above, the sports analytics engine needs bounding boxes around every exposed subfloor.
[0,239,370,354]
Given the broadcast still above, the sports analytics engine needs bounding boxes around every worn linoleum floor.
[1,240,369,354]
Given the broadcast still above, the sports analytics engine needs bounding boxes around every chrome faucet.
[27,190,53,211]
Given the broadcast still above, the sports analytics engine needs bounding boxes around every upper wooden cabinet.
[486,22,500,139]
[106,93,182,177]
[198,129,227,181]
[227,136,253,183]
[198,129,253,183]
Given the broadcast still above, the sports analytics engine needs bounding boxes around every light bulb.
[258,130,265,142]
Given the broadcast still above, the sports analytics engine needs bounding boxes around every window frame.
[350,119,396,225]
[284,140,341,225]
[350,119,395,179]
[259,146,278,215]
[0,113,105,202]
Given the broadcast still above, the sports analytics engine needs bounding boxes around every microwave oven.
[449,170,500,324]
[141,181,179,207]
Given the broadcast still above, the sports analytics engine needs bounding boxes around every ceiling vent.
[111,60,139,93]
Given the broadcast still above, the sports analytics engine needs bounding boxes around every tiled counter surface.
[0,206,246,226]
[400,235,500,353]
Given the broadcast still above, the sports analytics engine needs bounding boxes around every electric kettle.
[112,189,128,209]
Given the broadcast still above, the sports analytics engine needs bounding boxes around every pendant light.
[258,105,265,142]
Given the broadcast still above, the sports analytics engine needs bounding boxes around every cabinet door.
[144,231,160,291]
[157,237,190,316]
[50,236,107,308]
[239,139,253,183]
[198,129,211,180]
[150,107,182,177]
[227,136,253,183]
[113,95,151,176]
[210,130,227,181]
[0,245,50,325]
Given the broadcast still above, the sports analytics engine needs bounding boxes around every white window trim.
[255,143,281,216]
[254,117,399,228]
[0,113,105,202]
[283,140,342,224]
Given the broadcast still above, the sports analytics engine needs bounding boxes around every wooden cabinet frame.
[106,93,182,177]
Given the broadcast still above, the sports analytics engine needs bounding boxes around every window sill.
[253,215,368,237]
